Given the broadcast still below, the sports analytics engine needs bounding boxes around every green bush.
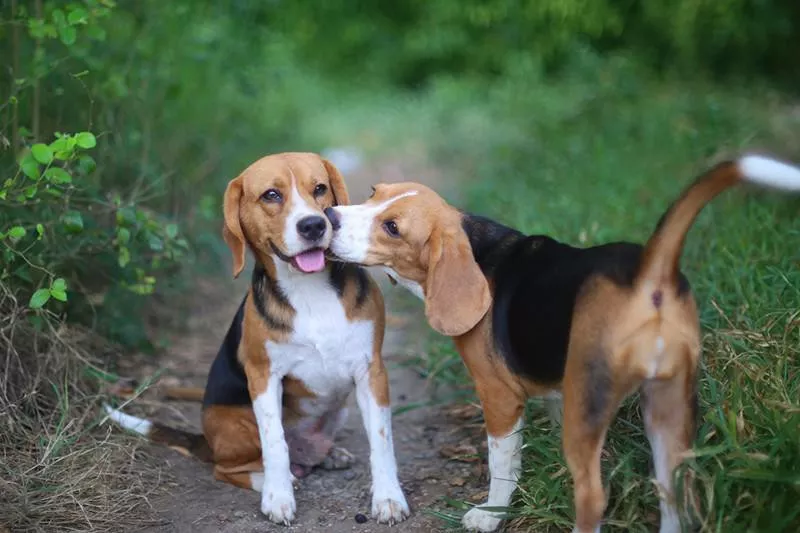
[268,0,800,89]
[0,0,287,348]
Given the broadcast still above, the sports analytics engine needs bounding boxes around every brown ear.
[322,158,350,206]
[222,175,247,278]
[424,227,491,336]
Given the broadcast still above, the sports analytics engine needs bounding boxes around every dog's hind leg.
[641,359,699,533]
[562,346,624,533]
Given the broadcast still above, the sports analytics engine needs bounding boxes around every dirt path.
[116,154,493,533]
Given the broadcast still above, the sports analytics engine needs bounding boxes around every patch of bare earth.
[110,155,497,532]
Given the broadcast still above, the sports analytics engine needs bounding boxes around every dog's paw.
[371,494,410,525]
[462,507,503,532]
[321,446,355,470]
[571,527,601,533]
[261,487,296,525]
[371,483,410,525]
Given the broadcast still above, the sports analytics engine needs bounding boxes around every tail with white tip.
[103,403,213,462]
[637,154,800,289]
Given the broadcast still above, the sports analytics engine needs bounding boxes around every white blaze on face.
[281,174,331,273]
[329,191,418,263]
[283,175,330,257]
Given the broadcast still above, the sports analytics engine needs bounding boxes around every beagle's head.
[222,152,349,277]
[325,182,490,336]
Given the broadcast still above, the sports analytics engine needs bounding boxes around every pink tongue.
[293,249,325,273]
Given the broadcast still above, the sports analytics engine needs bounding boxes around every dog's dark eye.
[262,189,282,203]
[382,220,400,237]
[313,184,328,197]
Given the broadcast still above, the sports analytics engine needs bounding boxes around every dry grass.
[0,283,162,533]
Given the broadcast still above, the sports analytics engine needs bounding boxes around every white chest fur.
[266,261,374,399]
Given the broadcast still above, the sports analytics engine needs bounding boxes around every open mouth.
[291,248,326,273]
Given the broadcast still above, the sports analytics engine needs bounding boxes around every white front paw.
[371,485,410,524]
[260,486,296,525]
[462,506,503,532]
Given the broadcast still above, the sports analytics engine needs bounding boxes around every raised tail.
[637,154,800,289]
[103,404,213,462]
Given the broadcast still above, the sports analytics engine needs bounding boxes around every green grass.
[433,87,800,532]
[441,73,800,533]
[293,58,800,532]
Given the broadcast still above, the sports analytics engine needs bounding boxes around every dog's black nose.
[297,215,327,242]
[323,207,341,231]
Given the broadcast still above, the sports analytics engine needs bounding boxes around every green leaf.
[36,224,44,238]
[29,288,51,309]
[77,155,96,174]
[126,283,154,295]
[24,185,37,198]
[116,227,131,245]
[7,226,26,241]
[118,246,131,268]
[52,9,67,25]
[51,278,67,292]
[21,156,41,179]
[0,191,6,200]
[31,143,54,164]
[116,207,137,226]
[50,289,67,302]
[165,223,179,239]
[147,234,164,251]
[50,136,72,155]
[75,132,97,149]
[59,25,77,46]
[67,8,89,25]
[44,167,72,184]
[62,210,84,233]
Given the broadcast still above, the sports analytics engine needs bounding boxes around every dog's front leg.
[354,359,410,524]
[250,369,295,525]
[462,416,525,532]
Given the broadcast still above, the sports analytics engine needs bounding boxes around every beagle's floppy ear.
[322,158,350,206]
[222,175,247,278]
[424,226,491,336]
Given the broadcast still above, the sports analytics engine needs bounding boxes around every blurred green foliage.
[1,1,282,348]
[275,0,800,89]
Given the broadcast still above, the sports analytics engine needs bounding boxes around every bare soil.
[112,155,497,533]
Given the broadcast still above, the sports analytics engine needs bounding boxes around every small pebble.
[343,470,357,481]
[354,513,368,524]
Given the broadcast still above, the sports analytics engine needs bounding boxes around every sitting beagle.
[105,152,409,525]
[324,154,800,533]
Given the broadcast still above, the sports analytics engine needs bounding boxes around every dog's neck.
[249,253,334,327]
[460,213,525,274]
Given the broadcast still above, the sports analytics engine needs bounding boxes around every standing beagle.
[105,152,409,525]
[324,154,800,532]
